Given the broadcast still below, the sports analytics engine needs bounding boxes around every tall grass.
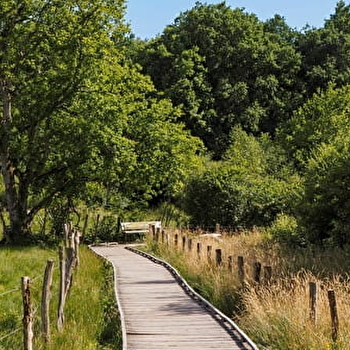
[0,245,121,350]
[145,229,350,349]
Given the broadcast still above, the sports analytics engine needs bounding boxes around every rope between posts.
[0,288,20,297]
[0,266,58,298]
[0,327,22,341]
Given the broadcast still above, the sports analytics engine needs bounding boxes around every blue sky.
[125,0,339,39]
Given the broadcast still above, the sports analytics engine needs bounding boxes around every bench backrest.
[121,221,161,233]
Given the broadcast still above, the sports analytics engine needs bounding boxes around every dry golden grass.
[146,228,350,349]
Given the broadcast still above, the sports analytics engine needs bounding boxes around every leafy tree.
[297,1,350,96]
[298,134,350,245]
[278,84,350,169]
[0,0,131,242]
[133,2,302,158]
[278,83,350,245]
[0,0,203,243]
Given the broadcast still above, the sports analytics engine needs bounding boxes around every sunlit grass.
[0,245,121,350]
[145,229,350,349]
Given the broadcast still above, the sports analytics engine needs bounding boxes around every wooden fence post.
[309,282,317,325]
[328,289,339,342]
[65,248,77,297]
[166,233,170,246]
[174,234,178,247]
[21,276,33,350]
[264,266,272,284]
[253,262,261,284]
[207,245,212,263]
[74,230,80,267]
[57,246,66,331]
[188,238,193,252]
[228,256,233,272]
[215,223,220,233]
[41,260,54,343]
[238,256,245,285]
[156,227,160,242]
[182,236,186,251]
[197,242,202,259]
[161,229,165,243]
[215,249,222,266]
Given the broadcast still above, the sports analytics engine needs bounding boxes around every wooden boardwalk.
[91,245,258,350]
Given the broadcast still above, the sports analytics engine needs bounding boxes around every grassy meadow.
[145,229,350,350]
[0,245,121,350]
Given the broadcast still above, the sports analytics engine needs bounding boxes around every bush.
[182,164,296,229]
[267,213,305,245]
[297,137,350,246]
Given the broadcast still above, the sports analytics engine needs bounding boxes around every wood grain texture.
[91,245,253,350]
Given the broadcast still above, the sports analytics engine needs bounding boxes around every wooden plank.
[91,245,255,350]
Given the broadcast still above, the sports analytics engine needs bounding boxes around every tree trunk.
[1,84,30,243]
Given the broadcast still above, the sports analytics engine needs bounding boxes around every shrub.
[267,213,304,245]
[297,137,350,246]
[182,164,295,229]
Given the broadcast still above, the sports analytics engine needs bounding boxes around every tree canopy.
[0,0,202,242]
[133,2,302,158]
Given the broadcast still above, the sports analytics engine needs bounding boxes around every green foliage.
[297,1,350,96]
[267,213,304,245]
[276,84,350,246]
[86,215,122,243]
[133,2,302,157]
[0,0,203,241]
[182,128,300,229]
[297,136,350,245]
[278,84,350,169]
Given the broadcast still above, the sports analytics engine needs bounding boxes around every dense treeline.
[131,1,350,246]
[1,0,350,247]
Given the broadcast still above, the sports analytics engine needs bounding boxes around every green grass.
[0,245,121,350]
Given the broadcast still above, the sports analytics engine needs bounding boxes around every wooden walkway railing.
[90,244,258,350]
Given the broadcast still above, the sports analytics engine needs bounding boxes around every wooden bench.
[121,221,161,241]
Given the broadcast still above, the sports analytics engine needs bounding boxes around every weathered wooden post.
[57,246,66,331]
[264,266,272,284]
[182,236,186,251]
[161,229,165,243]
[174,234,178,247]
[228,256,233,272]
[238,256,245,285]
[197,242,202,259]
[22,276,33,350]
[65,248,77,298]
[215,249,222,266]
[207,245,212,263]
[253,262,262,284]
[328,289,339,342]
[309,282,317,325]
[215,223,220,233]
[41,260,54,343]
[74,229,80,267]
[156,226,161,242]
[188,238,193,252]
